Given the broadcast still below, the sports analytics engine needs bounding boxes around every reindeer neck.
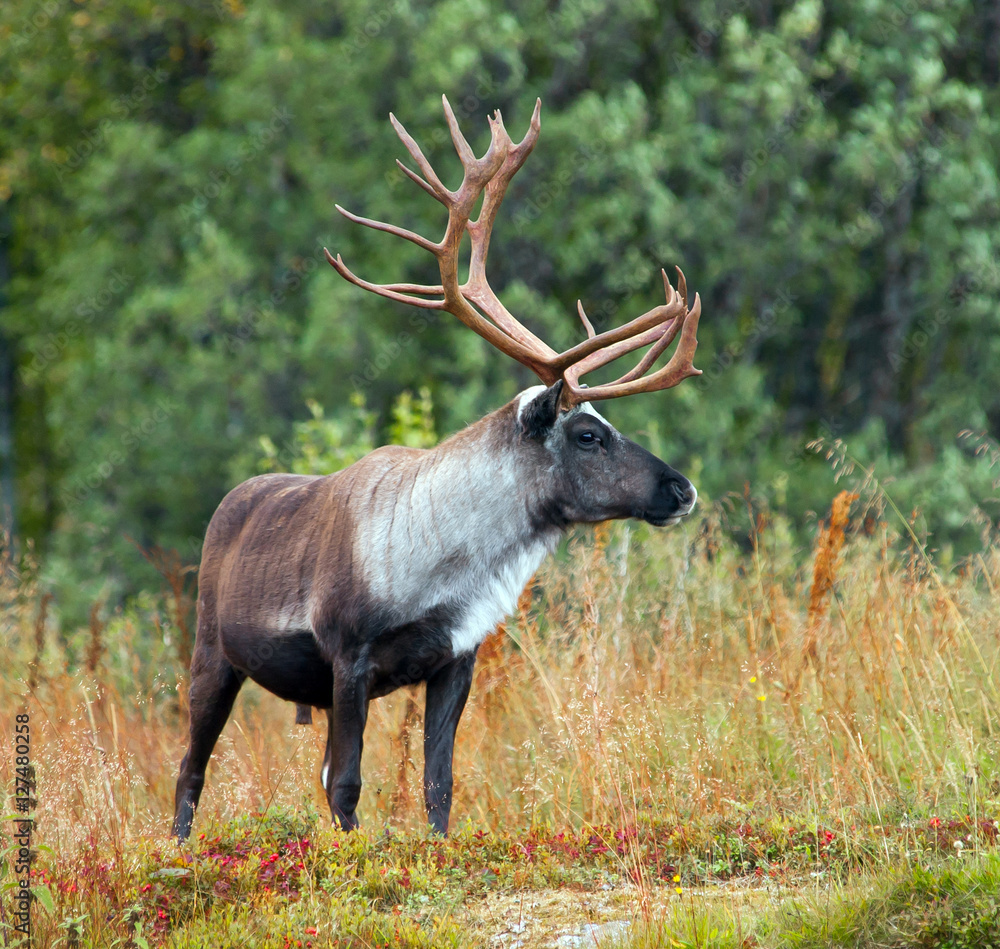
[352,407,559,653]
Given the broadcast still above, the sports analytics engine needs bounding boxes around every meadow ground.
[2,480,1000,948]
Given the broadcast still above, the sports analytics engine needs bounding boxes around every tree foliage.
[1,0,998,616]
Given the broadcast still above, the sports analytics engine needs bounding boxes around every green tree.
[2,0,998,622]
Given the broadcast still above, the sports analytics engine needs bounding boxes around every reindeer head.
[515,380,696,528]
[327,96,703,528]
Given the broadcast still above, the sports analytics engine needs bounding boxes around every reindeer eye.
[577,431,599,446]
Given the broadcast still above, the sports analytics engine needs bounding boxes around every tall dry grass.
[2,485,999,860]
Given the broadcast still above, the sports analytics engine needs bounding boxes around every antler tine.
[627,292,701,392]
[562,321,675,392]
[335,204,440,256]
[324,250,445,310]
[441,95,477,167]
[576,301,596,339]
[523,98,542,149]
[377,281,444,296]
[614,316,684,384]
[325,249,556,377]
[389,113,450,202]
[672,266,688,310]
[578,314,686,387]
[548,286,685,373]
[395,159,443,202]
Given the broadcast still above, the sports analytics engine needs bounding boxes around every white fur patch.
[321,763,330,791]
[578,401,608,422]
[447,536,555,654]
[516,384,549,418]
[354,434,560,657]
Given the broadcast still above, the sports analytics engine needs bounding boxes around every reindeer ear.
[519,381,565,440]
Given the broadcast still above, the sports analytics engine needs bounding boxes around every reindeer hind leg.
[172,642,244,841]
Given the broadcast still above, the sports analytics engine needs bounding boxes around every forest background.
[2,0,999,624]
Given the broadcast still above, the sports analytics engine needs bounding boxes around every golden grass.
[4,494,999,850]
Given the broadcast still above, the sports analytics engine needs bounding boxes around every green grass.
[619,853,1000,949]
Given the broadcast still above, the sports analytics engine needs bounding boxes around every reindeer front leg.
[423,653,476,834]
[327,658,369,831]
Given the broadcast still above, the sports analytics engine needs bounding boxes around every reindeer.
[172,97,702,841]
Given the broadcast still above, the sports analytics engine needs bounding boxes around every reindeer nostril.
[669,480,693,507]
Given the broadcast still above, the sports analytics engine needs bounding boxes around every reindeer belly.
[222,627,334,708]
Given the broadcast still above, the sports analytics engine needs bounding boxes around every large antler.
[326,96,702,406]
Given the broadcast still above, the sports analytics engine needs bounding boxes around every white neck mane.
[352,423,559,654]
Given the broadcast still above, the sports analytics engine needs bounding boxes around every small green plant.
[257,388,436,477]
[257,393,377,476]
[387,387,436,449]
[56,912,89,947]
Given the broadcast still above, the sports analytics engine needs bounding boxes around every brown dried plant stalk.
[85,601,106,674]
[28,591,52,691]
[389,689,421,820]
[802,490,859,673]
